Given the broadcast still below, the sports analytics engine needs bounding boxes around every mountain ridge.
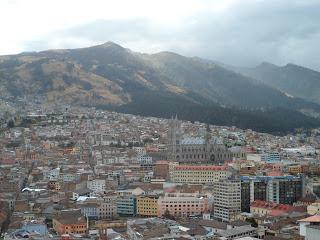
[1,42,320,133]
[232,61,320,105]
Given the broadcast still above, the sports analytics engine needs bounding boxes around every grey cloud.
[23,0,320,70]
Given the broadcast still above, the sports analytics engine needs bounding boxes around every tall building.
[167,117,245,164]
[167,115,182,161]
[241,175,305,212]
[213,178,241,222]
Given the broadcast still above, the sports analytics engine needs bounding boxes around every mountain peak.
[284,63,300,68]
[257,61,278,69]
[97,41,124,49]
[153,51,183,58]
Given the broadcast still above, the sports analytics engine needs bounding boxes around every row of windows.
[163,204,201,207]
[65,225,86,230]
[175,171,227,174]
[160,200,202,203]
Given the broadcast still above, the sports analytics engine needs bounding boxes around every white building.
[137,155,152,165]
[299,215,320,239]
[133,147,146,157]
[87,179,106,193]
[43,168,60,181]
[213,178,241,222]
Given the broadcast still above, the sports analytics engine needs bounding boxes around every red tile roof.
[175,165,228,171]
[251,200,296,214]
[298,215,320,222]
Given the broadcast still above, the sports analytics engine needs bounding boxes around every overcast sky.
[1,0,320,70]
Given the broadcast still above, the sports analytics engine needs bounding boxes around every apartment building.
[97,196,118,219]
[169,163,231,184]
[241,175,305,212]
[157,193,209,218]
[137,195,159,217]
[213,179,241,221]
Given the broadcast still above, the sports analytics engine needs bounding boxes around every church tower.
[205,123,212,163]
[167,115,182,161]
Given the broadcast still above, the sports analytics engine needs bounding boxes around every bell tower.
[167,115,182,161]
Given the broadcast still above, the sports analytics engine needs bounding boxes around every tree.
[163,209,175,220]
[7,119,14,128]
[246,217,258,227]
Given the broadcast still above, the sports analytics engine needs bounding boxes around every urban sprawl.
[1,103,320,240]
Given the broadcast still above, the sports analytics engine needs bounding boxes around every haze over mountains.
[1,42,320,134]
[232,62,320,105]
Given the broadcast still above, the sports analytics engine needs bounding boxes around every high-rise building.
[213,178,241,221]
[241,175,305,212]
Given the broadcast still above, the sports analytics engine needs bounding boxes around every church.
[167,116,245,164]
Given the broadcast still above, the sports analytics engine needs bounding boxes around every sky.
[1,0,320,70]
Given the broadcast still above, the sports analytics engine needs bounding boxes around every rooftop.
[175,165,228,171]
[298,214,320,223]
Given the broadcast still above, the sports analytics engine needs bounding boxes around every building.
[137,155,152,165]
[299,215,320,239]
[137,155,154,171]
[52,209,87,235]
[288,165,302,175]
[157,193,209,218]
[169,163,231,184]
[133,147,146,156]
[213,178,241,222]
[1,179,22,193]
[308,202,320,215]
[154,160,169,180]
[87,179,106,193]
[72,188,91,201]
[116,196,137,217]
[167,117,244,164]
[97,196,118,220]
[79,202,99,220]
[305,225,320,240]
[241,175,305,213]
[260,152,280,163]
[127,218,170,240]
[137,195,159,217]
[47,180,61,191]
[250,200,296,217]
[216,226,258,240]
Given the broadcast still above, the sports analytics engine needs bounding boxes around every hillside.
[234,62,320,105]
[0,42,320,133]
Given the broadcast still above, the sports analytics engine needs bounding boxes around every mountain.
[233,62,320,105]
[0,42,320,134]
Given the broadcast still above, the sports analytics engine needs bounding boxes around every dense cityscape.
[1,100,320,240]
[1,1,320,240]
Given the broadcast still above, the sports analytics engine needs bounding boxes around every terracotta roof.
[298,214,320,222]
[175,165,227,171]
[251,200,295,213]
